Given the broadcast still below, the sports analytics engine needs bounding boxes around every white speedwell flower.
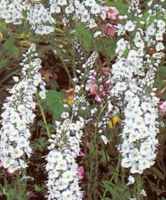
[46,58,90,199]
[46,118,84,200]
[0,0,27,25]
[27,3,55,35]
[120,93,159,174]
[111,11,165,175]
[0,44,46,173]
[0,0,107,34]
[49,0,106,28]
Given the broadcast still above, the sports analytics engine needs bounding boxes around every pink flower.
[106,7,119,21]
[77,166,85,180]
[86,68,111,103]
[101,67,111,75]
[95,95,102,103]
[79,150,85,157]
[159,101,166,114]
[89,83,98,96]
[7,168,15,174]
[103,23,117,37]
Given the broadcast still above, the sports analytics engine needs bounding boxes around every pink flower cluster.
[77,166,85,180]
[77,150,85,180]
[102,7,119,37]
[159,101,166,115]
[86,67,111,103]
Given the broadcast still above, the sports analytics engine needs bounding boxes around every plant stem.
[36,93,51,138]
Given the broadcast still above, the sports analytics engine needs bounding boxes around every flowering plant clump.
[0,0,109,36]
[0,0,165,200]
[46,119,84,200]
[0,44,46,173]
[45,50,100,199]
[110,2,166,178]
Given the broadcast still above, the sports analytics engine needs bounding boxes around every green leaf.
[102,181,131,200]
[34,184,44,192]
[106,0,128,15]
[74,24,93,51]
[3,37,19,56]
[45,90,64,119]
[155,65,166,99]
[0,59,8,69]
[0,20,7,32]
[95,38,116,59]
[158,66,166,80]
[33,137,48,151]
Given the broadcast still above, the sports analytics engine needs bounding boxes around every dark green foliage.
[44,90,64,119]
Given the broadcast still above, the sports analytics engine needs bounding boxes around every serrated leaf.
[45,90,64,119]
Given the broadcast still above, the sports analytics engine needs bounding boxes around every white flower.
[140,189,147,197]
[120,91,159,174]
[127,175,135,185]
[116,38,129,56]
[46,102,85,199]
[134,31,144,48]
[65,5,74,14]
[0,44,46,172]
[0,0,26,25]
[94,31,102,38]
[156,42,165,51]
[0,0,108,34]
[49,0,106,29]
[58,0,67,6]
[125,20,136,32]
[110,15,165,176]
[27,3,55,35]
[13,76,19,82]
[46,133,84,199]
[157,19,165,30]
[101,135,108,144]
